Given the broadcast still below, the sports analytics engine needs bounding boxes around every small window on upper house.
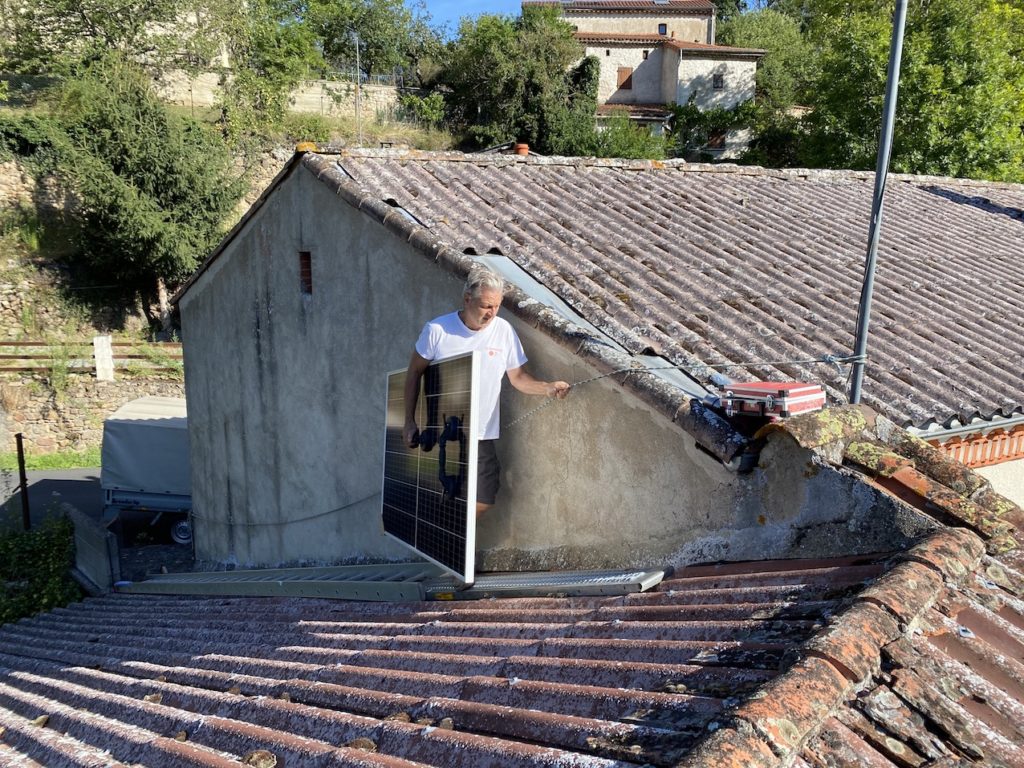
[606,49,611,56]
[642,50,649,60]
[707,129,727,150]
[658,23,667,34]
[299,251,312,295]
[713,74,725,90]
[617,67,634,89]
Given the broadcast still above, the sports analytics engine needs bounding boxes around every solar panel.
[382,352,479,583]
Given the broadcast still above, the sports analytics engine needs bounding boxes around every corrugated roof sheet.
[0,556,884,767]
[321,153,1024,431]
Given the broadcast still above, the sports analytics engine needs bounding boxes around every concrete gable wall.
[179,164,934,570]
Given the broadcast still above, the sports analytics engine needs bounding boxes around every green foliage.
[308,0,440,79]
[0,0,217,77]
[0,447,101,471]
[442,7,594,153]
[280,113,334,144]
[0,111,61,162]
[51,52,245,294]
[718,10,817,111]
[398,92,446,126]
[45,342,73,397]
[799,0,1024,181]
[714,0,748,24]
[0,516,82,625]
[584,111,667,159]
[670,97,754,159]
[217,0,323,144]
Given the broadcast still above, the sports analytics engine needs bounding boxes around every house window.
[712,74,725,90]
[606,49,611,56]
[642,50,649,60]
[299,251,312,295]
[707,129,727,150]
[617,67,634,90]
[658,23,667,34]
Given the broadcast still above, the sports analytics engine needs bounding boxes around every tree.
[799,0,1024,181]
[589,110,667,159]
[50,52,244,326]
[216,0,321,144]
[718,9,816,111]
[713,0,747,24]
[307,0,440,79]
[442,6,591,152]
[0,0,219,76]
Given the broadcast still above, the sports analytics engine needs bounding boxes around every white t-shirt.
[415,312,527,439]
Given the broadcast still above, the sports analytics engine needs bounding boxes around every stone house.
[525,0,764,154]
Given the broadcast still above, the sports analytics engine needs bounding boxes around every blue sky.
[426,1,522,34]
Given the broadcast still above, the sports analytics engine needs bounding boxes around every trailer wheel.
[171,519,193,545]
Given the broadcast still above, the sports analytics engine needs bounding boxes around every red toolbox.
[722,382,826,419]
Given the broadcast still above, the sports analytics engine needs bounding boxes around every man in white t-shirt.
[403,267,569,514]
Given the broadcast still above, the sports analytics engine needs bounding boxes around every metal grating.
[115,564,665,602]
[426,568,666,600]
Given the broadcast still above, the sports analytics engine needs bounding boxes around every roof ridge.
[299,147,1024,191]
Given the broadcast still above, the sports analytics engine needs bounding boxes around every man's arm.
[506,366,570,399]
[403,352,430,447]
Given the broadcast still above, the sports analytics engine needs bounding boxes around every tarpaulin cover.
[100,396,190,496]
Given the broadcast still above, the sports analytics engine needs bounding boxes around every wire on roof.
[504,352,866,429]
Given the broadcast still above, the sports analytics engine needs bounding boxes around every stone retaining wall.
[155,71,400,118]
[0,161,73,218]
[0,376,185,453]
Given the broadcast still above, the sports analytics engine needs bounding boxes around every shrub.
[0,515,82,625]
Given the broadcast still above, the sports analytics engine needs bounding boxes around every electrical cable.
[189,490,380,528]
[504,352,866,429]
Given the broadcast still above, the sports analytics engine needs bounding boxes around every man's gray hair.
[464,266,505,298]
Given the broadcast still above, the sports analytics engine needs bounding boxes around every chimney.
[514,143,530,156]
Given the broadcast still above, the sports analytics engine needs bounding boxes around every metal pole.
[15,433,30,531]
[849,0,908,404]
[351,31,362,147]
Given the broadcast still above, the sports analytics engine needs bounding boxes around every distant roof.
[524,0,716,13]
[295,151,1023,432]
[576,32,764,56]
[596,102,673,119]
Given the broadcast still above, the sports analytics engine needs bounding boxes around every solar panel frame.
[382,351,479,584]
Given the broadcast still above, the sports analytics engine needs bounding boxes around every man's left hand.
[548,381,570,399]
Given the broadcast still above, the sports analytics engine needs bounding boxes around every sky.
[426,1,523,34]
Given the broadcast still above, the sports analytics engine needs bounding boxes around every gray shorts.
[477,439,501,505]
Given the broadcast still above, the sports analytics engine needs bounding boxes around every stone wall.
[155,71,400,119]
[0,376,185,453]
[0,161,74,218]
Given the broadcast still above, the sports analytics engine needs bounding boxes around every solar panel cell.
[382,352,479,583]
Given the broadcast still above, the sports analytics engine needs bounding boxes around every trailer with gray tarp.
[101,396,192,544]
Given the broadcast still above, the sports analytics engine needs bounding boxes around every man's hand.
[508,366,571,399]
[403,420,420,448]
[547,381,570,399]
